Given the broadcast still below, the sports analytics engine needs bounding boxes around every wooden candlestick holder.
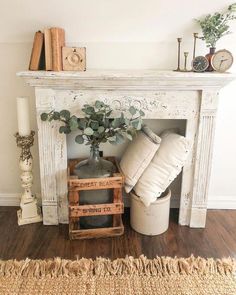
[15,131,42,225]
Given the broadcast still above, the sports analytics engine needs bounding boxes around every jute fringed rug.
[0,256,236,295]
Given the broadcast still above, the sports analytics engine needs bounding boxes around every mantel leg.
[37,119,68,225]
[36,90,68,225]
[179,116,198,226]
[189,91,219,228]
[37,119,58,225]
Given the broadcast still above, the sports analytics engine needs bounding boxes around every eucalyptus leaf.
[64,126,71,134]
[84,127,94,136]
[229,3,236,12]
[112,118,121,128]
[69,116,79,131]
[131,118,142,130]
[139,110,145,116]
[95,100,104,109]
[75,135,84,144]
[98,126,105,134]
[125,118,130,126]
[104,118,110,128]
[59,126,71,134]
[78,118,87,130]
[59,126,66,133]
[136,120,142,130]
[129,106,136,116]
[52,112,60,120]
[84,106,95,115]
[90,121,99,130]
[91,113,103,122]
[41,113,48,121]
[119,112,125,124]
[93,131,99,137]
[115,133,125,144]
[131,119,140,129]
[60,110,70,120]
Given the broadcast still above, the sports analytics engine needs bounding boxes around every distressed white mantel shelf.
[17,70,236,228]
[18,70,236,89]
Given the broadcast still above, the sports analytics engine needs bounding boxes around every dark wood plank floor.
[0,207,236,260]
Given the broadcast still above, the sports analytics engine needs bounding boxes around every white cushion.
[134,130,191,207]
[120,125,161,193]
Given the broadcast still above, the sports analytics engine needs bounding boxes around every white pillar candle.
[16,97,31,136]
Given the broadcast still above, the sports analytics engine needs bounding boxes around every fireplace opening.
[67,119,187,210]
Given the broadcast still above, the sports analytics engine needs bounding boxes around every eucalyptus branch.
[196,3,236,48]
[41,101,145,146]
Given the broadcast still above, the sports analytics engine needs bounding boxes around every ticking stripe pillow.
[120,125,161,193]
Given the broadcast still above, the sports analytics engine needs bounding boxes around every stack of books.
[29,27,65,71]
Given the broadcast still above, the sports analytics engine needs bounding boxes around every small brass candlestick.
[193,33,198,60]
[15,131,42,225]
[184,52,188,70]
[179,52,192,72]
[174,37,182,71]
[175,38,182,72]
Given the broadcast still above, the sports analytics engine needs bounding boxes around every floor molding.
[0,193,41,206]
[207,195,236,209]
[123,194,236,209]
[0,194,20,206]
[0,193,235,209]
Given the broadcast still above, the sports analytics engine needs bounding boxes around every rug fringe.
[0,255,235,278]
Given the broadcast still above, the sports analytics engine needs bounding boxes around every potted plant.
[196,3,236,71]
[41,100,144,228]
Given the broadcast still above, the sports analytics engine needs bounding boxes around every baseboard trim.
[123,194,180,208]
[0,193,235,209]
[0,194,20,206]
[0,193,41,206]
[207,196,236,209]
[124,194,236,209]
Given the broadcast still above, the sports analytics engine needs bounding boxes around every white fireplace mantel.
[17,70,236,228]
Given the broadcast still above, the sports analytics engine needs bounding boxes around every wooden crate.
[68,157,124,240]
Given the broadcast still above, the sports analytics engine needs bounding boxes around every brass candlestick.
[174,38,182,71]
[184,52,188,70]
[179,52,192,72]
[193,33,198,60]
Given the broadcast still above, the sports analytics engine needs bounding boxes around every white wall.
[0,0,236,208]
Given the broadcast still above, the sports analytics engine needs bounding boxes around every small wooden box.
[62,47,86,71]
[68,157,124,240]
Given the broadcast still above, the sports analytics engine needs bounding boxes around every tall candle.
[16,97,30,136]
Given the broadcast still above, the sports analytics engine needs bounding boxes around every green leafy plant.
[41,100,145,146]
[196,3,236,48]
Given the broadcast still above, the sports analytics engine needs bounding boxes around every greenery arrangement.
[41,100,145,147]
[196,3,236,48]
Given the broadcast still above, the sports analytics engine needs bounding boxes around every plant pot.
[205,47,216,72]
[130,189,171,235]
[73,145,115,229]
